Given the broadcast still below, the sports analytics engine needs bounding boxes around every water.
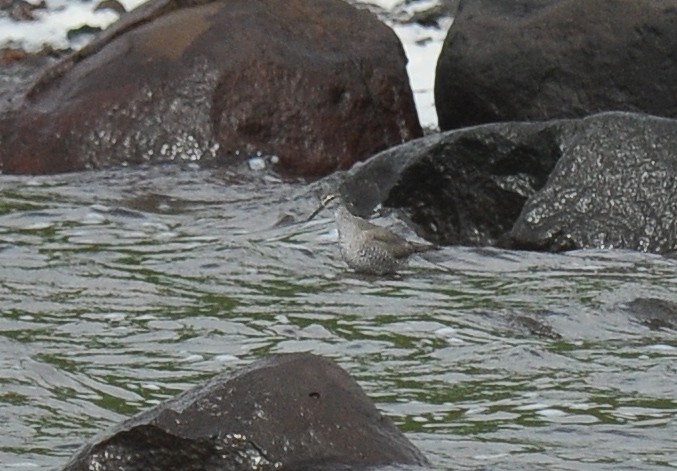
[1,165,675,470]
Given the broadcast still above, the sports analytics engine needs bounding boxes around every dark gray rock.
[508,113,677,253]
[435,0,677,130]
[337,112,676,254]
[62,353,429,471]
[0,0,421,177]
[338,117,565,246]
[626,298,677,331]
[507,314,562,340]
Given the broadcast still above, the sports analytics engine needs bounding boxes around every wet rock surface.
[338,118,564,246]
[0,0,421,177]
[507,113,677,253]
[435,0,677,130]
[337,112,676,254]
[62,353,429,471]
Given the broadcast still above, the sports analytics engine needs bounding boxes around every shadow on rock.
[62,353,429,471]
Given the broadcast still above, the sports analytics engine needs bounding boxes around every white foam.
[394,18,452,129]
[1,0,148,49]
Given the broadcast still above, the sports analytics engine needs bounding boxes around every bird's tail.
[410,242,439,253]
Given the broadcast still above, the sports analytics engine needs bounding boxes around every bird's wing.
[367,227,418,259]
[368,226,408,244]
[370,228,437,258]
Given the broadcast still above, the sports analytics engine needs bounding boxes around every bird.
[307,193,436,275]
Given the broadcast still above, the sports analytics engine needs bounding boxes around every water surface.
[1,165,675,470]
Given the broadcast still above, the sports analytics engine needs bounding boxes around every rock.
[336,112,676,254]
[625,298,677,331]
[94,0,126,14]
[507,113,677,253]
[408,0,460,28]
[62,353,429,471]
[0,46,63,100]
[507,314,562,340]
[338,117,563,247]
[66,25,103,41]
[0,0,421,177]
[1,47,30,64]
[0,0,46,21]
[435,0,677,130]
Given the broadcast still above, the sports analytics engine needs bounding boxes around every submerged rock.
[435,0,677,130]
[337,111,677,254]
[626,298,677,331]
[507,314,562,340]
[0,0,421,177]
[62,353,429,471]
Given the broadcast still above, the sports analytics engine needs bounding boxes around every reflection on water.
[1,165,676,470]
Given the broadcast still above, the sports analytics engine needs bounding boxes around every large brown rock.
[0,0,421,177]
[62,353,429,470]
[435,0,677,130]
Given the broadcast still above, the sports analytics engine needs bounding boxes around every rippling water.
[1,165,675,470]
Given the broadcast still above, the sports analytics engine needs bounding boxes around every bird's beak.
[306,203,326,222]
[306,193,338,222]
